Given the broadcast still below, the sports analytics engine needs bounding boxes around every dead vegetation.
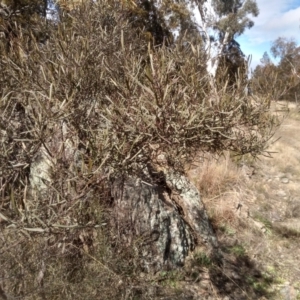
[0,1,281,299]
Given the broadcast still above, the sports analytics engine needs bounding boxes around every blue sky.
[236,0,300,73]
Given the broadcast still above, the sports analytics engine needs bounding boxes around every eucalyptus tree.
[133,0,258,75]
[125,0,259,98]
[189,0,259,81]
[270,37,300,100]
[260,51,272,66]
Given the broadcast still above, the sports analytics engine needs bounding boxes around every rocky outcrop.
[111,171,219,272]
[28,120,219,273]
[29,120,83,198]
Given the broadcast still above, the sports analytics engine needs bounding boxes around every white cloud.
[247,3,300,44]
[237,0,300,70]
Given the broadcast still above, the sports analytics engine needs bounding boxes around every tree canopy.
[252,37,300,101]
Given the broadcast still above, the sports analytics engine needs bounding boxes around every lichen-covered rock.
[111,177,193,272]
[29,120,82,197]
[165,171,218,250]
[30,145,53,195]
[111,172,219,273]
[28,119,219,273]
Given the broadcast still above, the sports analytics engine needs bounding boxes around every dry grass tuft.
[187,152,243,199]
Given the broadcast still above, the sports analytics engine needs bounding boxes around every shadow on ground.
[208,244,277,300]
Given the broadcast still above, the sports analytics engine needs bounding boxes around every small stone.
[277,190,287,197]
[280,284,296,300]
[231,271,241,280]
[111,174,218,273]
[281,177,289,184]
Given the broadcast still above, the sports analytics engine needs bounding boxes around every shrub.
[0,1,277,298]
